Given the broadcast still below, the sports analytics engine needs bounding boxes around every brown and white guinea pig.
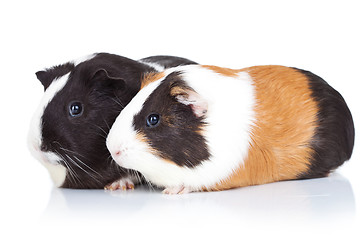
[106,64,355,194]
[27,53,197,189]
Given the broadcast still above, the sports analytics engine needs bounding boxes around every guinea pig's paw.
[104,177,135,191]
[162,186,193,195]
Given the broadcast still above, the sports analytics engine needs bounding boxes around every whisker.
[103,117,111,131]
[95,132,107,140]
[53,141,104,186]
[54,142,98,174]
[89,123,108,137]
[113,95,125,108]
[144,179,155,192]
[133,170,143,185]
[59,147,86,159]
[64,153,91,176]
[133,171,140,183]
[65,162,79,184]
[64,154,102,184]
[73,155,102,177]
[55,149,81,185]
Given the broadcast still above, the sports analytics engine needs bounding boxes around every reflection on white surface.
[42,173,355,227]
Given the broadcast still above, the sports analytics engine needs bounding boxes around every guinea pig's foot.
[104,177,135,191]
[162,186,193,194]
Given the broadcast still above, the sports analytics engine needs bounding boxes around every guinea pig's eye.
[69,102,83,117]
[146,113,160,128]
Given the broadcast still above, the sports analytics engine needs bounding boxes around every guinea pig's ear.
[91,68,126,92]
[36,63,74,91]
[36,70,52,90]
[171,86,208,118]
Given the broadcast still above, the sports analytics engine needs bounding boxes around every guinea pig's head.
[28,53,151,188]
[106,71,211,187]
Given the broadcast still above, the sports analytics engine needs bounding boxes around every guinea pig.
[28,53,197,189]
[106,64,355,194]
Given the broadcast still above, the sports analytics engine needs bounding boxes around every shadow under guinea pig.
[41,172,355,226]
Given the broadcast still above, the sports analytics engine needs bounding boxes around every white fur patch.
[28,73,70,187]
[106,78,164,166]
[138,60,165,72]
[72,53,97,66]
[107,65,256,191]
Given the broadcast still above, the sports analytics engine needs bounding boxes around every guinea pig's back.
[293,68,355,179]
[213,65,354,190]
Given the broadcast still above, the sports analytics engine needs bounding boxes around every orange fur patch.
[210,65,318,191]
[135,132,149,144]
[170,86,188,97]
[141,72,165,89]
[202,65,239,78]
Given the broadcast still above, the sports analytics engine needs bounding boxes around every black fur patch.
[38,53,197,188]
[293,68,355,179]
[132,72,210,168]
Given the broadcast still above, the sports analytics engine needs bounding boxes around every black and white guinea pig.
[27,53,197,189]
[106,64,355,194]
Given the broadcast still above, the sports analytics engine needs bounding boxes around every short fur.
[140,55,198,70]
[107,65,354,193]
[28,53,197,189]
[107,65,256,191]
[36,62,75,90]
[213,66,319,190]
[133,72,210,168]
[294,68,355,179]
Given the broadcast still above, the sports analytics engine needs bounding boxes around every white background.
[0,0,359,239]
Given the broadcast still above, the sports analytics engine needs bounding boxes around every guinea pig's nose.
[40,144,49,152]
[115,150,122,157]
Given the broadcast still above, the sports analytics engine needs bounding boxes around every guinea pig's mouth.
[109,150,131,169]
[31,147,67,188]
[28,142,62,166]
[41,151,63,165]
[111,154,125,168]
